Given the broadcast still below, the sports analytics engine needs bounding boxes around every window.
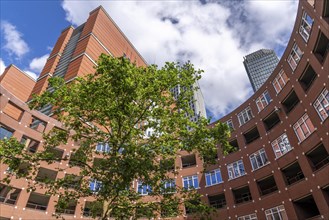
[265,205,288,220]
[238,213,257,220]
[208,193,226,209]
[313,88,329,121]
[257,175,278,196]
[293,114,315,142]
[287,43,303,71]
[272,70,289,94]
[299,64,317,91]
[250,149,269,170]
[224,119,234,130]
[181,154,197,168]
[271,133,292,158]
[162,179,176,193]
[256,90,271,112]
[243,126,260,144]
[238,106,253,126]
[137,181,152,195]
[227,160,245,179]
[282,90,300,114]
[182,175,199,190]
[313,31,329,63]
[89,179,102,192]
[0,126,13,140]
[95,143,110,153]
[205,169,223,186]
[299,11,313,42]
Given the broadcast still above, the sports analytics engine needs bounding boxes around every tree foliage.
[0,54,231,219]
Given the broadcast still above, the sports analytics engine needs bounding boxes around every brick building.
[1,0,329,219]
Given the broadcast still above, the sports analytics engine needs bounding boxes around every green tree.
[0,54,231,220]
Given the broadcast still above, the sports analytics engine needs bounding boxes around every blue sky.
[1,1,67,70]
[0,0,298,121]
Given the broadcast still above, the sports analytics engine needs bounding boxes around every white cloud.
[61,0,298,120]
[23,70,38,80]
[29,54,49,73]
[0,58,6,75]
[0,21,29,59]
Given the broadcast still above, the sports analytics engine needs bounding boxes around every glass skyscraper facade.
[243,49,279,92]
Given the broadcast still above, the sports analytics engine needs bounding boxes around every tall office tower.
[28,6,147,115]
[170,81,207,122]
[243,49,279,92]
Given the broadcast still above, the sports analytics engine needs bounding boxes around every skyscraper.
[170,82,207,123]
[243,49,279,92]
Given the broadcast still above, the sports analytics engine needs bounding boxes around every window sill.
[251,162,270,172]
[205,182,223,188]
[274,148,294,160]
[297,131,316,144]
[228,174,247,181]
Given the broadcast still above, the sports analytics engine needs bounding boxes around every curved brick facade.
[0,1,328,219]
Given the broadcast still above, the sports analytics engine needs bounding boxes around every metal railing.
[314,156,329,170]
[26,202,47,210]
[0,196,16,205]
[57,208,76,215]
[287,171,304,185]
[210,199,226,209]
[261,185,278,196]
[235,192,252,204]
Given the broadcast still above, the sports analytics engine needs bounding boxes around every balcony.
[62,174,82,189]
[243,126,260,144]
[281,161,305,186]
[282,90,300,114]
[208,193,226,209]
[56,199,77,215]
[181,154,197,168]
[263,111,281,132]
[227,139,239,154]
[35,167,58,183]
[0,184,21,205]
[306,143,329,171]
[299,64,317,92]
[83,201,103,217]
[233,185,252,204]
[293,195,320,219]
[313,31,329,64]
[26,192,50,211]
[257,175,278,196]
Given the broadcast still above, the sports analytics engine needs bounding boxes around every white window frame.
[271,133,292,158]
[89,179,102,192]
[313,88,329,121]
[182,175,199,190]
[299,11,313,42]
[249,148,269,171]
[256,90,272,112]
[162,179,176,193]
[265,205,287,220]
[225,119,234,130]
[287,43,303,71]
[238,106,253,126]
[205,169,223,186]
[272,70,289,94]
[238,213,258,220]
[227,160,245,180]
[137,181,152,195]
[293,114,315,142]
[95,143,110,153]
